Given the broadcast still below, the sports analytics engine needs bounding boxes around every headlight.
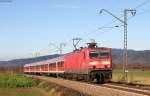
[102,61,110,65]
[89,62,98,65]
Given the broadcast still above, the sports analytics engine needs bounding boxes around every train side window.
[61,61,64,67]
[53,63,56,67]
[49,63,51,67]
[36,65,40,69]
[58,62,61,67]
[41,65,44,69]
[38,65,41,69]
[49,63,56,67]
[44,64,47,68]
[58,61,64,67]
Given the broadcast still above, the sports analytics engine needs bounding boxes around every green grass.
[112,69,150,85]
[0,74,86,96]
[0,74,40,88]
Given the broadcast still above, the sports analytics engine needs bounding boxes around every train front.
[86,42,112,82]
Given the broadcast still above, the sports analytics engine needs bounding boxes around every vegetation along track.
[26,75,150,96]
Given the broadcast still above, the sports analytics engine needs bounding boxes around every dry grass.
[0,88,47,96]
[38,81,86,96]
[112,69,150,85]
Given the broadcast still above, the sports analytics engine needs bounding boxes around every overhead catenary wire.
[114,8,150,29]
[114,0,150,25]
[130,9,150,17]
[70,0,150,44]
[79,6,150,46]
[76,0,150,52]
[45,0,150,55]
[134,0,150,9]
[86,0,150,35]
[83,0,150,36]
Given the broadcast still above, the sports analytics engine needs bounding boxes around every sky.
[0,0,150,60]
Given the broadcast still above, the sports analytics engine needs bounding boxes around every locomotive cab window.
[89,51,99,58]
[99,52,109,59]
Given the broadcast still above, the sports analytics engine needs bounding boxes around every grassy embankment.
[112,69,150,85]
[0,74,88,96]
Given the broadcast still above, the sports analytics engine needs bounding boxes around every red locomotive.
[24,41,112,82]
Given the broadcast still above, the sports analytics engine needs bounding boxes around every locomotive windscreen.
[89,50,109,59]
[89,51,99,58]
[99,52,109,59]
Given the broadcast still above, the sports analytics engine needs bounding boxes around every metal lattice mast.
[99,9,136,82]
[123,10,136,82]
[123,10,128,81]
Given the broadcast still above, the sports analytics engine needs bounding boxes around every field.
[0,74,39,88]
[0,74,84,96]
[0,71,149,96]
[0,74,45,96]
[112,69,150,85]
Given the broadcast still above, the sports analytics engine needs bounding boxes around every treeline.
[0,66,23,74]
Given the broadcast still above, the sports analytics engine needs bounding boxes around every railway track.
[80,81,150,96]
[101,83,150,96]
[75,79,150,96]
[27,75,150,96]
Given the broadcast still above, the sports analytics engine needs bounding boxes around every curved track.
[101,83,150,96]
[27,75,150,96]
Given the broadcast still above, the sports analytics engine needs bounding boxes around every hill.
[112,49,150,65]
[0,54,60,67]
[0,49,150,67]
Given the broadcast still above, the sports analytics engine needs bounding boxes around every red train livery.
[24,42,112,82]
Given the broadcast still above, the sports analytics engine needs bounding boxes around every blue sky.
[0,0,150,60]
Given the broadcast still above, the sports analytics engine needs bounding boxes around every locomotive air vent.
[87,39,97,48]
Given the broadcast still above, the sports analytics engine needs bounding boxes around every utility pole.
[123,10,136,82]
[59,43,66,54]
[49,42,66,55]
[99,9,136,82]
[32,52,40,65]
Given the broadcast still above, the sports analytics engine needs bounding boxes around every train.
[24,41,112,82]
